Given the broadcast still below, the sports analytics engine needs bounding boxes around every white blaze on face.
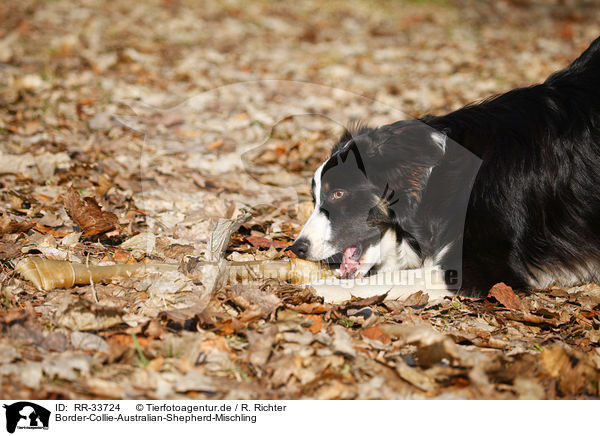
[297,161,336,260]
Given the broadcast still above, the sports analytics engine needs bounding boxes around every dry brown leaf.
[229,283,282,319]
[539,344,599,396]
[141,319,167,339]
[159,302,213,331]
[103,333,152,349]
[2,308,45,345]
[488,282,521,309]
[339,293,388,311]
[95,174,113,197]
[265,355,302,388]
[361,325,391,345]
[199,336,233,355]
[0,214,34,235]
[214,319,235,335]
[565,284,600,310]
[56,298,124,331]
[246,326,278,368]
[304,314,323,334]
[331,325,356,359]
[207,139,225,150]
[61,187,118,238]
[292,302,330,314]
[0,241,21,260]
[245,235,291,250]
[502,309,570,327]
[379,324,463,367]
[33,222,71,237]
[402,291,430,307]
[112,248,137,263]
[395,358,436,393]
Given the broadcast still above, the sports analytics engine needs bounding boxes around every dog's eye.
[330,190,346,201]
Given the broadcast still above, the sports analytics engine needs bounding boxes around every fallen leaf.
[0,214,34,235]
[539,344,599,396]
[148,357,164,371]
[85,378,125,399]
[207,139,225,150]
[56,297,124,331]
[33,222,72,237]
[229,283,282,322]
[199,336,233,355]
[379,324,462,367]
[214,319,235,335]
[304,314,323,333]
[513,376,545,400]
[395,358,436,392]
[113,248,137,263]
[41,331,69,352]
[565,284,600,310]
[103,333,152,348]
[502,309,570,327]
[331,325,356,359]
[265,354,302,388]
[0,241,21,260]
[61,187,119,238]
[402,291,429,307]
[70,331,110,353]
[3,308,45,345]
[0,344,18,365]
[245,235,291,250]
[361,325,391,345]
[141,318,166,339]
[292,302,330,314]
[159,302,213,331]
[339,293,388,311]
[42,353,91,381]
[488,282,521,309]
[175,370,217,394]
[246,326,278,367]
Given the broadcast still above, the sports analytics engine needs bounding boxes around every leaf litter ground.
[0,0,599,399]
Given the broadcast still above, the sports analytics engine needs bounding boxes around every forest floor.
[0,0,599,399]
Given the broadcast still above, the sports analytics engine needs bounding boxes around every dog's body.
[290,37,600,299]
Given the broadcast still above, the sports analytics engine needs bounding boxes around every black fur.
[300,37,600,297]
[425,36,600,294]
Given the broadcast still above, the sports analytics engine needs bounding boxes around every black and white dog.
[290,37,600,301]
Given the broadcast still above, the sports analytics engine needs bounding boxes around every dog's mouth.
[321,235,385,279]
[340,245,362,278]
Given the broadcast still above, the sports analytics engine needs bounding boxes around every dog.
[289,36,600,301]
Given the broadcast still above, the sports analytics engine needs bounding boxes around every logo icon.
[3,402,50,434]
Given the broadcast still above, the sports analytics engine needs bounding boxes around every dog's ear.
[370,122,447,211]
[384,121,446,167]
[337,128,354,146]
[333,121,373,154]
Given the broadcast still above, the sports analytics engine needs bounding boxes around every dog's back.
[424,36,600,292]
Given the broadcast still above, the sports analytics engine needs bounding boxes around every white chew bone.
[306,267,454,303]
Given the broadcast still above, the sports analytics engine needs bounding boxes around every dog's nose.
[289,238,310,258]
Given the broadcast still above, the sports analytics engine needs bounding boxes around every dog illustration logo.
[3,402,50,433]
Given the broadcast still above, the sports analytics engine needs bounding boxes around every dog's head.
[289,120,447,277]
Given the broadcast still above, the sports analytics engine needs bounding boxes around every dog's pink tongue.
[340,246,359,278]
